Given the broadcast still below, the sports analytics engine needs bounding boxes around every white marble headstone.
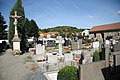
[93,41,99,48]
[64,54,73,61]
[47,55,57,64]
[36,44,45,55]
[93,41,99,51]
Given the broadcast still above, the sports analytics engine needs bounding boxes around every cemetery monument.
[10,11,21,54]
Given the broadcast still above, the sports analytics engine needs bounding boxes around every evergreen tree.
[24,19,39,38]
[0,12,7,39]
[24,18,31,37]
[9,0,27,53]
[30,19,39,38]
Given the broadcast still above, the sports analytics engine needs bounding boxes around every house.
[39,32,59,38]
[82,29,89,36]
[89,22,120,42]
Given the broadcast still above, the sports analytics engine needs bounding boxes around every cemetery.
[0,0,120,80]
[1,17,120,79]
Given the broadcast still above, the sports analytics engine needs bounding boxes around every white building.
[82,29,89,36]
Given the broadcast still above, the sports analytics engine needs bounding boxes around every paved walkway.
[0,49,40,80]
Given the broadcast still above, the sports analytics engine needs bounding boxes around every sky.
[0,0,120,29]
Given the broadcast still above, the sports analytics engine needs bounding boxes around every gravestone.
[36,44,45,60]
[64,54,73,61]
[113,42,120,52]
[112,39,116,44]
[47,55,57,64]
[56,36,64,56]
[114,53,120,66]
[47,40,56,47]
[64,38,70,46]
[36,44,45,55]
[71,39,82,50]
[93,41,99,51]
[105,40,110,45]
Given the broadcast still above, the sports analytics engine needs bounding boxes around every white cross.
[56,36,64,56]
[10,11,21,36]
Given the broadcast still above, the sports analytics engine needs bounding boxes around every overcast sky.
[0,0,120,29]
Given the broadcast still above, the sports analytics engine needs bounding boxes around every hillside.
[41,26,85,33]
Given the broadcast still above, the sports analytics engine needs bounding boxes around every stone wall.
[37,61,77,72]
[79,61,106,80]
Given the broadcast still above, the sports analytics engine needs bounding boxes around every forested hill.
[41,26,86,33]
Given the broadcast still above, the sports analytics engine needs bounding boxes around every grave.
[113,42,120,52]
[56,36,64,56]
[10,11,21,54]
[36,44,45,55]
[93,41,99,51]
[71,39,82,50]
[105,40,110,45]
[47,40,56,47]
[64,54,73,61]
[35,44,45,61]
[47,55,58,64]
[64,38,70,46]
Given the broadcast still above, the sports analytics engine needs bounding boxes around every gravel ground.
[0,49,40,80]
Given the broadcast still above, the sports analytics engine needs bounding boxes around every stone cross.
[56,36,64,56]
[10,11,21,36]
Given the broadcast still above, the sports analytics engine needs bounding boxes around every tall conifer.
[9,0,27,53]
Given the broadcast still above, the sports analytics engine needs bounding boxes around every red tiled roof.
[47,32,59,34]
[90,22,120,33]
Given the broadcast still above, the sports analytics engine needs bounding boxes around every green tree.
[24,18,31,37]
[0,12,7,39]
[9,0,27,53]
[30,19,39,38]
[24,19,39,42]
[57,66,78,80]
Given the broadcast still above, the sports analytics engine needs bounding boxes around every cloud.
[117,10,120,15]
[87,15,94,18]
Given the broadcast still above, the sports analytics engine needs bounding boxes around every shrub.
[57,66,78,80]
[93,50,100,62]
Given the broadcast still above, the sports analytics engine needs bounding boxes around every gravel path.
[0,49,40,80]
